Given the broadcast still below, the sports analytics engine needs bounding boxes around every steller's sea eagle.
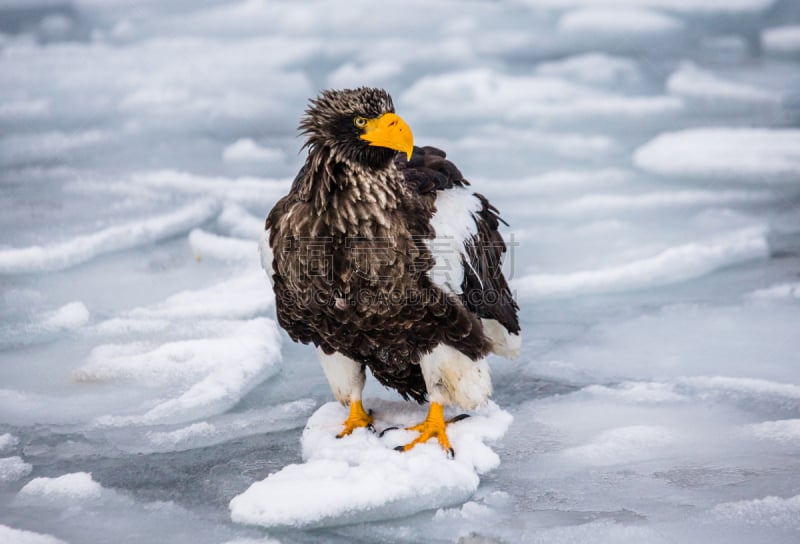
[261,88,520,457]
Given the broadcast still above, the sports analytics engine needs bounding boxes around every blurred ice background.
[1,0,800,542]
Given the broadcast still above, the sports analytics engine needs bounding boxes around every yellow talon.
[337,400,373,438]
[401,402,455,457]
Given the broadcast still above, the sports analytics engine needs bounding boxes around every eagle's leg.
[317,349,373,437]
[338,399,373,438]
[399,344,492,457]
[399,402,455,457]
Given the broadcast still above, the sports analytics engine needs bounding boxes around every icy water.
[1,1,800,543]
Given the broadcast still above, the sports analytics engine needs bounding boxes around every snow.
[710,494,800,530]
[558,8,684,37]
[0,456,32,482]
[222,139,285,165]
[514,226,768,299]
[229,400,512,529]
[1,0,799,542]
[748,419,800,444]
[0,433,19,453]
[41,301,90,330]
[516,0,778,14]
[748,282,800,301]
[0,526,66,544]
[401,69,683,122]
[188,229,255,263]
[80,317,282,426]
[0,199,220,274]
[18,472,103,502]
[634,128,800,182]
[762,25,800,55]
[534,53,641,86]
[667,62,781,104]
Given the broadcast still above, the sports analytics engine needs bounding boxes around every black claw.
[448,413,470,424]
[379,426,399,438]
[446,448,455,460]
[394,445,405,452]
[366,423,376,433]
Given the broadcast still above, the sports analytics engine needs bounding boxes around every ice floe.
[0,525,66,544]
[402,69,683,122]
[121,270,271,322]
[0,433,20,453]
[534,53,641,87]
[230,399,512,529]
[709,494,800,530]
[18,472,103,504]
[188,229,255,263]
[517,0,778,14]
[748,282,800,301]
[0,456,32,482]
[562,425,677,465]
[222,139,285,165]
[557,8,684,38]
[667,62,781,104]
[634,128,800,182]
[747,419,800,444]
[99,399,315,454]
[0,199,220,275]
[762,25,800,55]
[40,301,90,331]
[76,317,281,426]
[513,226,768,299]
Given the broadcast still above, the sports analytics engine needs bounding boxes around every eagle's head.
[299,87,414,170]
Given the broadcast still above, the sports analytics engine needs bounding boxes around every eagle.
[261,87,520,457]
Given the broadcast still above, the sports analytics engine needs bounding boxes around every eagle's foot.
[336,400,374,438]
[397,402,459,458]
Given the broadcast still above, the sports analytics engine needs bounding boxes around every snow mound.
[762,25,800,55]
[230,399,512,529]
[0,456,32,482]
[18,472,103,503]
[0,199,220,275]
[513,226,767,299]
[634,128,800,182]
[0,525,66,544]
[667,62,780,103]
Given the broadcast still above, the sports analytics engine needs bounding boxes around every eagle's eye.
[353,116,368,128]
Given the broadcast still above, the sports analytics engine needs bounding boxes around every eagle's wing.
[396,146,521,359]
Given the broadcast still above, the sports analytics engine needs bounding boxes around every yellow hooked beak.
[359,113,414,160]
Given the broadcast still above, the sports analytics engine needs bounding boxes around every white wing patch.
[258,228,273,284]
[426,187,482,294]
